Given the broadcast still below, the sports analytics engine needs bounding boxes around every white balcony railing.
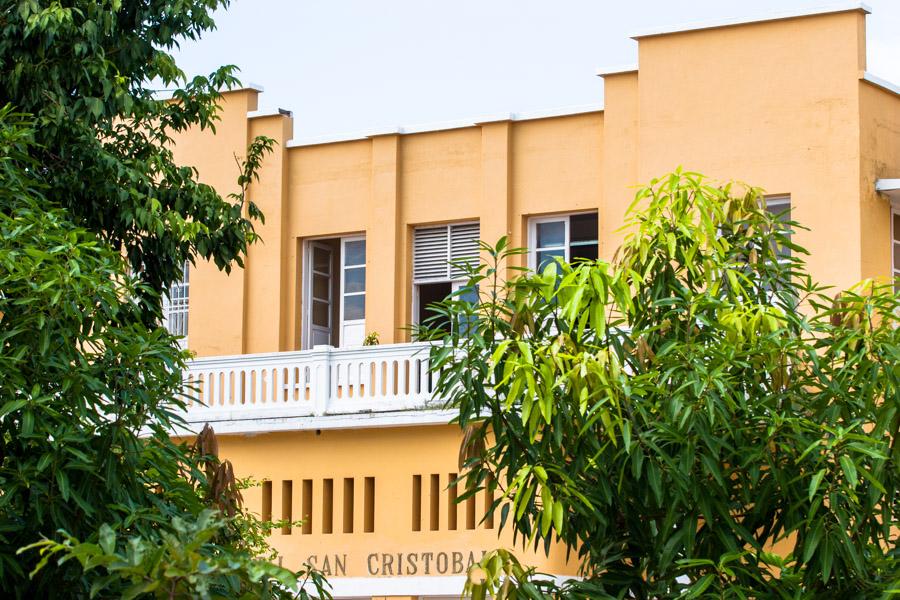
[179,342,440,426]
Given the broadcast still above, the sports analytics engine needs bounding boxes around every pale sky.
[171,1,900,139]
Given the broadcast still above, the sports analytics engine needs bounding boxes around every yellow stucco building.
[166,3,900,597]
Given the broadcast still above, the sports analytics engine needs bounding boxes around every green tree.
[0,108,328,598]
[426,171,899,598]
[0,0,266,317]
[0,1,327,596]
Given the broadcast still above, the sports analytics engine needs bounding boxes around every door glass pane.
[344,267,365,293]
[570,213,598,243]
[571,243,598,262]
[536,221,565,248]
[312,300,330,327]
[344,295,365,321]
[313,246,331,272]
[536,249,564,271]
[344,240,366,267]
[313,273,330,300]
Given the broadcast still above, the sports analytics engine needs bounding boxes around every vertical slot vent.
[261,480,272,523]
[343,478,354,533]
[322,479,333,534]
[412,475,422,532]
[466,481,476,530]
[364,477,375,533]
[302,479,313,535]
[429,473,440,531]
[447,472,458,531]
[484,473,495,529]
[281,480,293,535]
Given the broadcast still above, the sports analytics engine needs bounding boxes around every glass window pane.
[312,300,330,327]
[313,273,330,300]
[313,246,331,272]
[571,243,598,263]
[894,213,900,242]
[344,240,366,267]
[344,266,365,293]
[570,213,598,243]
[537,249,564,271]
[766,201,791,224]
[894,243,900,272]
[459,285,478,304]
[536,221,565,248]
[343,294,365,321]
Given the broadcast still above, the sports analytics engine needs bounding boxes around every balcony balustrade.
[177,342,444,430]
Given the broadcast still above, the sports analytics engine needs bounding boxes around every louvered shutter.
[449,222,480,278]
[413,222,480,281]
[413,226,449,280]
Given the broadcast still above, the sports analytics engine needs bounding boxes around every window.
[163,261,189,343]
[764,196,792,262]
[528,212,598,271]
[413,222,480,326]
[303,236,366,349]
[892,206,900,292]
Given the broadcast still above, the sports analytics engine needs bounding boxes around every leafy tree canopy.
[427,171,899,599]
[0,0,267,317]
[0,1,326,597]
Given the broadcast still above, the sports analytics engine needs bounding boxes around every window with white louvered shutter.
[413,222,480,282]
[162,261,189,346]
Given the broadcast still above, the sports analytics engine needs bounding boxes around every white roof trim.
[631,1,871,39]
[596,64,639,77]
[247,108,292,119]
[862,72,900,97]
[285,104,604,148]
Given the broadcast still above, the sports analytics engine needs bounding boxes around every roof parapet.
[630,1,870,40]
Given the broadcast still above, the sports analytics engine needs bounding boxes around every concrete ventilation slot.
[447,472,458,530]
[261,480,272,522]
[281,480,293,535]
[412,475,422,532]
[364,477,375,533]
[429,474,440,531]
[466,480,476,530]
[342,478,354,533]
[484,473,495,529]
[322,479,333,534]
[301,479,313,534]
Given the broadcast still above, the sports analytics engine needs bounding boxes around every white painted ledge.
[308,574,574,597]
[171,408,457,437]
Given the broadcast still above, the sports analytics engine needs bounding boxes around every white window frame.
[527,211,598,271]
[301,234,366,350]
[892,202,900,281]
[339,235,366,346]
[763,196,792,264]
[162,261,189,347]
[412,221,479,325]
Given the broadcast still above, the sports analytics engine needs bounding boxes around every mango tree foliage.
[426,171,899,598]
[0,110,327,597]
[0,0,270,319]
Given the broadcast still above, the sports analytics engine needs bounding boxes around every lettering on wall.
[365,550,488,576]
[306,550,490,577]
